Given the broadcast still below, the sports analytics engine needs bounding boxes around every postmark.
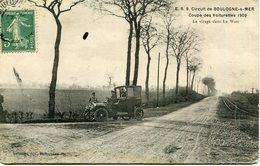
[0,10,35,52]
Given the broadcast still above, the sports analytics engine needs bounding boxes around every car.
[84,85,144,122]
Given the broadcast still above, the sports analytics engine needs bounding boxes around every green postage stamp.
[0,10,35,52]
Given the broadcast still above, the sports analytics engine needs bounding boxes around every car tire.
[84,110,94,122]
[94,108,108,122]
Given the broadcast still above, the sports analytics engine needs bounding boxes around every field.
[1,89,111,120]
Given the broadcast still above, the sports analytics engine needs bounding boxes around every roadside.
[144,101,196,118]
[0,97,258,164]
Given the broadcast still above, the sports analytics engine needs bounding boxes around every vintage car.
[84,85,144,122]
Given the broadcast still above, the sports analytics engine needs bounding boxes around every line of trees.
[28,0,204,118]
[97,0,203,103]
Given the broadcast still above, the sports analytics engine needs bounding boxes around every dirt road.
[0,97,258,164]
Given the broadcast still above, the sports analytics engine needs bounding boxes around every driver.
[110,90,117,101]
[107,90,118,108]
[89,92,98,105]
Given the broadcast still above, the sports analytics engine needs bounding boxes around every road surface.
[0,97,258,164]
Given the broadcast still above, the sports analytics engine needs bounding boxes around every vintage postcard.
[0,0,258,164]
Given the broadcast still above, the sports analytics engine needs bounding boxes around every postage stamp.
[0,10,35,52]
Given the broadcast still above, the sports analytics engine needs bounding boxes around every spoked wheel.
[84,110,94,122]
[134,108,144,121]
[122,115,131,121]
[94,108,108,122]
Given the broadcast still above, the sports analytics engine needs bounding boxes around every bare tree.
[28,0,85,118]
[140,17,159,102]
[106,72,114,89]
[97,0,133,85]
[184,50,200,95]
[160,6,175,101]
[131,0,169,85]
[196,76,201,93]
[98,0,169,85]
[170,27,200,100]
[189,57,203,91]
[184,53,192,95]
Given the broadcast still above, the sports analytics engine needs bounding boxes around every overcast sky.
[0,0,258,93]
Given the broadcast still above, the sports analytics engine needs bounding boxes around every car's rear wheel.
[94,108,108,122]
[134,108,144,121]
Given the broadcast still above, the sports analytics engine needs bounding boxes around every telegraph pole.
[157,52,160,108]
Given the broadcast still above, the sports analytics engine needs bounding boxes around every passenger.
[120,88,127,98]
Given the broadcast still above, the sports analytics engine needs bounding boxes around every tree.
[97,0,134,85]
[202,76,216,96]
[196,76,201,93]
[189,57,202,91]
[28,0,85,118]
[130,0,169,85]
[184,52,192,96]
[170,27,200,100]
[160,6,175,100]
[106,72,114,89]
[98,0,169,85]
[140,17,159,102]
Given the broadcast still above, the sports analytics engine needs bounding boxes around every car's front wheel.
[94,108,108,122]
[84,109,94,122]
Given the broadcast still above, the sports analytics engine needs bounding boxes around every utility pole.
[157,52,160,108]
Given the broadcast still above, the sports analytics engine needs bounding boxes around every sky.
[0,0,258,93]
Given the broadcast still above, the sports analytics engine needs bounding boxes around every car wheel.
[84,110,94,122]
[94,108,108,122]
[134,108,144,121]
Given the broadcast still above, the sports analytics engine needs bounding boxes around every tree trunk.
[48,18,62,119]
[185,60,189,96]
[189,70,192,87]
[132,27,140,86]
[175,63,181,101]
[191,71,196,91]
[145,51,151,102]
[125,22,133,85]
[162,34,170,100]
[197,79,200,93]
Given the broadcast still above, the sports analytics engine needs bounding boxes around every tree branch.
[60,0,85,13]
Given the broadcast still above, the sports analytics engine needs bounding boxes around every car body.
[84,86,144,121]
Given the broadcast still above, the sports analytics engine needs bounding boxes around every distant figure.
[89,92,98,105]
[0,94,6,123]
[111,90,117,101]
